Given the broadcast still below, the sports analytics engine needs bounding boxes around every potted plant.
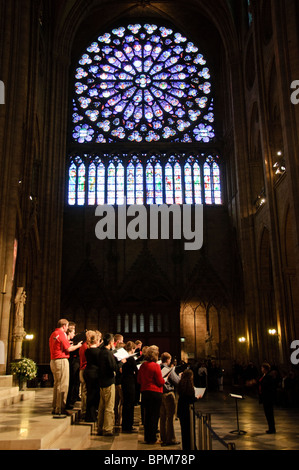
[10,357,38,390]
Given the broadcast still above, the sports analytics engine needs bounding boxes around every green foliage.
[10,357,38,381]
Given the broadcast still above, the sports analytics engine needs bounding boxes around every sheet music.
[161,366,171,378]
[194,387,206,398]
[113,348,138,361]
[113,347,129,361]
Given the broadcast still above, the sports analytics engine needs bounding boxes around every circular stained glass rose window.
[72,23,215,144]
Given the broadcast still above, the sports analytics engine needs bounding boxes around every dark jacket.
[98,347,120,388]
[259,372,276,404]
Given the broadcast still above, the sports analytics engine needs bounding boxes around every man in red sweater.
[49,319,82,415]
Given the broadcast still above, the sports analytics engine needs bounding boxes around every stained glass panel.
[146,162,154,204]
[174,162,183,204]
[204,162,212,205]
[97,162,105,204]
[165,163,173,204]
[116,163,125,205]
[136,163,144,205]
[88,163,96,205]
[213,162,222,204]
[68,163,77,205]
[184,162,193,204]
[107,163,116,204]
[155,163,163,204]
[194,162,202,204]
[77,163,86,205]
[127,162,135,205]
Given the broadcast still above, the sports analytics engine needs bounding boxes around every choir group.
[49,319,203,449]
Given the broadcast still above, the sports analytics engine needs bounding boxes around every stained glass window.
[67,23,222,206]
[72,23,215,144]
[68,153,221,205]
[204,156,221,205]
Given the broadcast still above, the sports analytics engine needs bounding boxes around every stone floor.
[0,386,299,452]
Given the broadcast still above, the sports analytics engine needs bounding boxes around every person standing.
[79,337,88,420]
[121,341,138,433]
[177,369,200,450]
[97,333,126,436]
[66,322,81,410]
[84,330,102,422]
[258,362,276,434]
[137,346,165,444]
[49,319,82,415]
[159,352,180,446]
[114,339,125,429]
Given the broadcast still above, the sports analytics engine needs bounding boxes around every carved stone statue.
[12,287,27,359]
[14,287,26,329]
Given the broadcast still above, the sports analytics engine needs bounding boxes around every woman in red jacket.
[137,346,165,444]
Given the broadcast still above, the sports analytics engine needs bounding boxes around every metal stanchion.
[197,413,202,449]
[194,409,236,451]
[206,414,212,450]
[190,404,195,450]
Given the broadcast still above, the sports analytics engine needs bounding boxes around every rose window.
[72,23,215,144]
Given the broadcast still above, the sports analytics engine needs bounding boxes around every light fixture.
[254,188,266,210]
[238,337,246,343]
[268,328,278,336]
[273,152,286,177]
[180,337,186,343]
[25,334,34,340]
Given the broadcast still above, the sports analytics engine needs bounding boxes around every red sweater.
[49,328,70,360]
[79,341,88,370]
[137,361,165,393]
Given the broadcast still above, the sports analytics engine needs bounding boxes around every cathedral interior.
[1,0,299,383]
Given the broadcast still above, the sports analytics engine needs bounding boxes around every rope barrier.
[190,406,236,451]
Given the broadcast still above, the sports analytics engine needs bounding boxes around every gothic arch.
[53,0,239,72]
[267,59,283,154]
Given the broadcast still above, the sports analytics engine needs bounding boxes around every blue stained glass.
[136,163,143,204]
[116,163,125,205]
[155,163,163,204]
[107,163,116,204]
[77,163,86,205]
[97,162,105,205]
[88,163,96,205]
[194,162,202,204]
[67,153,221,206]
[146,163,154,204]
[72,23,214,143]
[68,163,77,205]
[127,162,135,204]
[165,163,173,204]
[204,162,212,205]
[184,163,193,204]
[174,162,182,204]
